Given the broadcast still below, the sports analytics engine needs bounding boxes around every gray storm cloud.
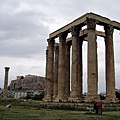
[0,0,120,93]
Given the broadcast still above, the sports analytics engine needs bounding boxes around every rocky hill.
[9,74,45,91]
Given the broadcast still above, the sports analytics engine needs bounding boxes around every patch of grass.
[0,105,120,120]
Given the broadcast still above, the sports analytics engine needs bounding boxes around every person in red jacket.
[98,101,102,114]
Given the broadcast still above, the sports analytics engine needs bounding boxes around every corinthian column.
[85,18,98,102]
[104,24,116,102]
[3,67,10,99]
[53,43,59,100]
[69,26,80,101]
[65,42,71,98]
[55,32,67,102]
[78,39,83,99]
[44,38,54,102]
[43,47,48,101]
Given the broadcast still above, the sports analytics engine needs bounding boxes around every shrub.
[32,92,44,100]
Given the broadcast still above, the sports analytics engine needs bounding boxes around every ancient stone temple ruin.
[44,12,120,102]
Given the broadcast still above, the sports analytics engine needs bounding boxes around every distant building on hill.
[9,74,45,91]
[7,74,45,99]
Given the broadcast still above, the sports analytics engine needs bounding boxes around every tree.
[99,93,106,100]
[32,91,44,100]
[115,91,120,100]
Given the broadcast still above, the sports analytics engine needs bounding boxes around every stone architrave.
[85,18,98,102]
[65,42,71,98]
[44,39,54,102]
[104,24,116,102]
[55,32,67,102]
[69,26,81,101]
[53,43,59,99]
[3,67,10,99]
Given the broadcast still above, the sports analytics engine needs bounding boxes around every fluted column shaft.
[3,67,10,99]
[55,32,67,102]
[78,39,83,99]
[53,44,59,99]
[85,18,98,102]
[44,39,54,101]
[69,26,80,100]
[65,42,71,98]
[104,25,116,102]
[44,48,48,98]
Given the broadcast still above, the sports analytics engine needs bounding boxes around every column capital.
[47,38,55,46]
[4,67,10,72]
[86,17,96,29]
[70,26,81,36]
[58,32,68,43]
[104,24,114,36]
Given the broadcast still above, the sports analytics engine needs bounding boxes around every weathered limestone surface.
[3,67,10,99]
[66,29,105,42]
[53,44,59,99]
[44,12,119,103]
[65,42,71,98]
[69,26,81,101]
[85,18,98,102]
[44,48,48,98]
[55,33,67,102]
[49,12,120,39]
[104,25,116,102]
[44,39,54,102]
[78,39,83,99]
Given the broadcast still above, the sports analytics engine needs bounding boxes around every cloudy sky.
[0,0,120,93]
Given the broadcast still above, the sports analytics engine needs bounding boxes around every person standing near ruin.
[93,102,98,114]
[98,101,102,114]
